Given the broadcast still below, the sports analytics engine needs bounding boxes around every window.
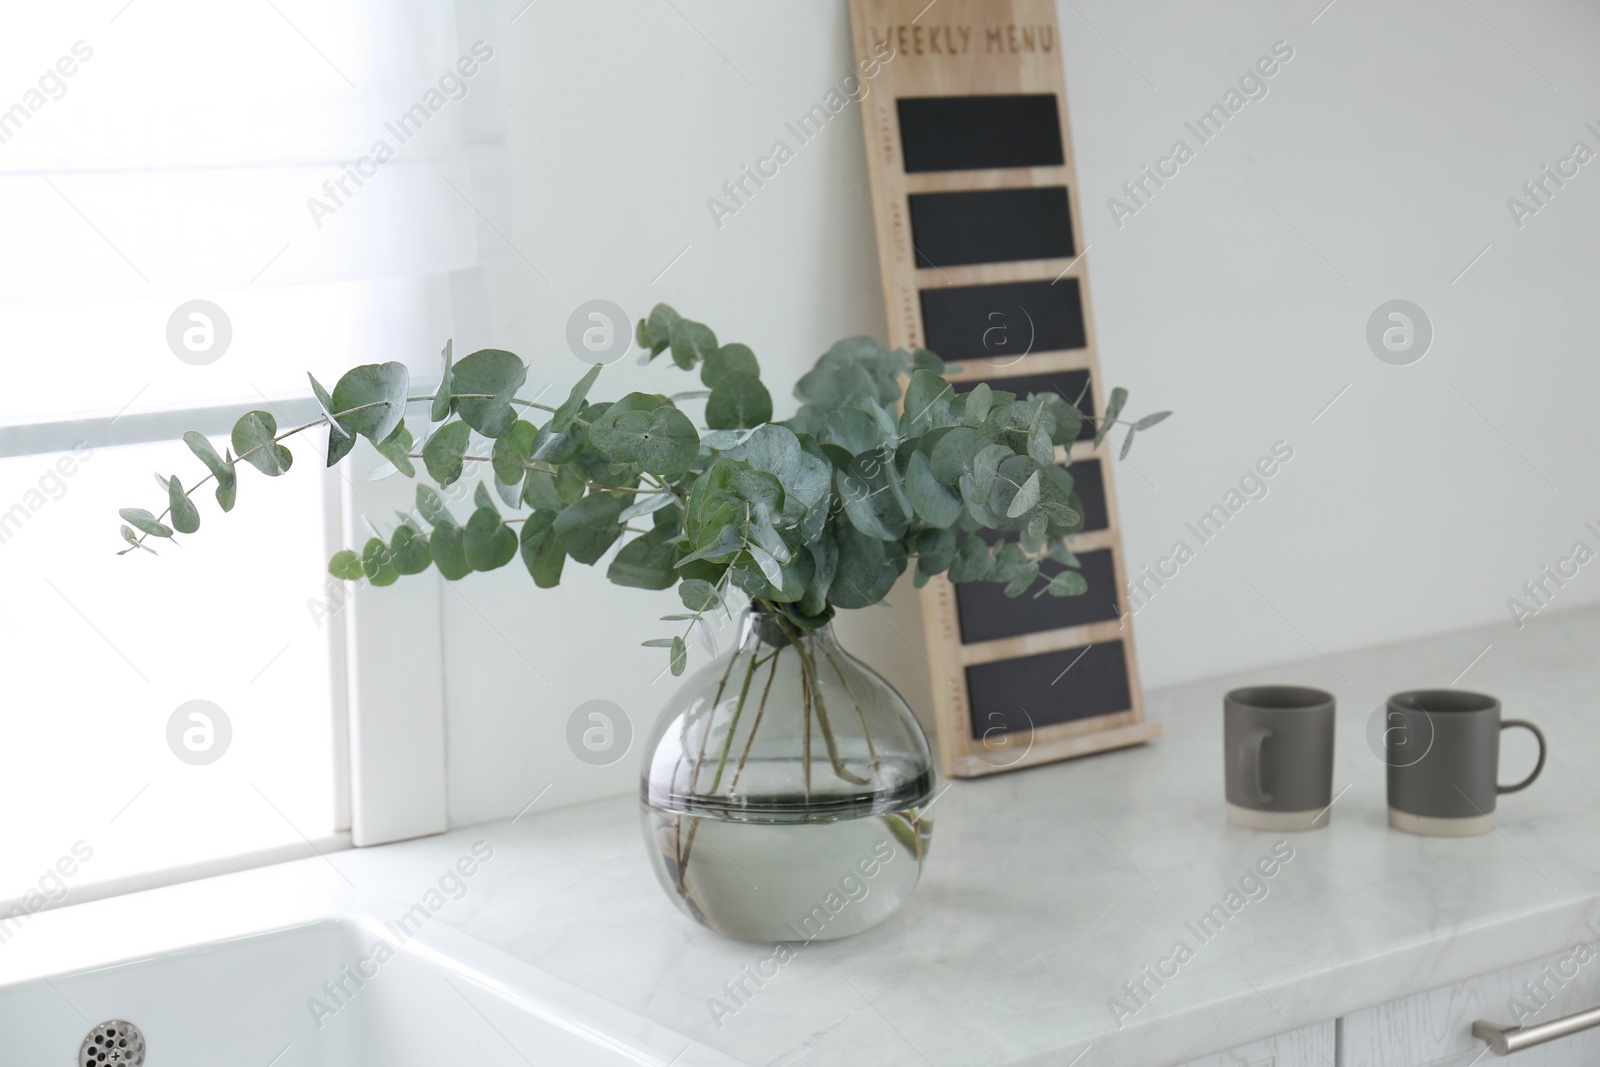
[0,1,499,905]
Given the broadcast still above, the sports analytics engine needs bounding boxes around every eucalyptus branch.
[114,302,1166,680]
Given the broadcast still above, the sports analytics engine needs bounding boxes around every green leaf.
[644,304,681,354]
[1120,425,1138,460]
[119,507,172,539]
[829,524,894,608]
[915,525,959,576]
[705,371,772,430]
[1045,570,1088,597]
[588,405,700,476]
[183,431,237,512]
[519,511,566,587]
[308,373,351,440]
[1006,470,1041,518]
[702,342,759,388]
[451,349,527,438]
[430,521,472,580]
[390,525,432,574]
[1095,386,1129,447]
[416,484,454,527]
[948,535,994,583]
[552,492,627,564]
[1134,410,1171,431]
[422,420,472,486]
[474,480,498,516]
[362,537,400,587]
[231,411,293,476]
[327,420,357,467]
[551,363,603,433]
[902,369,954,433]
[166,476,200,534]
[555,462,587,504]
[521,471,564,513]
[744,423,800,480]
[331,362,409,443]
[962,382,993,426]
[929,426,987,485]
[1003,562,1041,597]
[491,419,538,485]
[431,339,454,423]
[678,578,721,612]
[669,635,687,676]
[669,318,717,371]
[608,527,679,589]
[328,548,364,580]
[820,407,881,455]
[677,524,743,567]
[375,421,415,477]
[837,460,906,541]
[972,442,1010,501]
[464,506,517,570]
[905,450,961,527]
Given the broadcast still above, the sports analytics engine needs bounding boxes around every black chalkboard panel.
[956,547,1119,644]
[897,95,1065,173]
[953,370,1095,443]
[909,187,1075,268]
[966,640,1132,735]
[1067,457,1108,532]
[920,279,1086,362]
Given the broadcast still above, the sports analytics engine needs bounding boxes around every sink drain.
[79,1020,145,1066]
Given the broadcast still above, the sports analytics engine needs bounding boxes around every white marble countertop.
[46,606,1600,1067]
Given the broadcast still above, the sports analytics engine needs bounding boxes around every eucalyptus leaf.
[1095,386,1129,447]
[608,527,678,589]
[375,421,415,478]
[678,578,721,612]
[167,476,200,534]
[1045,570,1088,597]
[431,339,454,423]
[331,362,409,443]
[552,492,626,564]
[416,484,454,527]
[702,342,758,388]
[705,371,772,430]
[328,548,364,580]
[491,420,538,484]
[451,349,527,438]
[182,431,237,512]
[464,506,517,570]
[906,450,961,527]
[118,507,172,539]
[231,411,293,476]
[430,522,471,580]
[588,405,699,476]
[519,511,565,587]
[362,537,400,587]
[422,420,471,486]
[668,318,717,371]
[390,525,433,575]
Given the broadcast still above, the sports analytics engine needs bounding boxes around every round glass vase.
[640,608,936,942]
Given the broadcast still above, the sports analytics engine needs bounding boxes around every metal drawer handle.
[1473,1004,1600,1055]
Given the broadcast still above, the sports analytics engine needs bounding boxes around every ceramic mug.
[1224,686,1336,831]
[1385,689,1546,836]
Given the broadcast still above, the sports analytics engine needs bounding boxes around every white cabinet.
[1178,1022,1336,1067]
[1342,940,1600,1067]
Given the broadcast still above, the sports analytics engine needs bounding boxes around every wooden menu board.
[849,0,1159,778]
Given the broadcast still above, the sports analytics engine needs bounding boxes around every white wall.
[440,0,1600,826]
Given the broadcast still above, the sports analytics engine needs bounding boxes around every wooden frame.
[849,0,1159,778]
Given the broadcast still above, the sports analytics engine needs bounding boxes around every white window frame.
[2,384,453,906]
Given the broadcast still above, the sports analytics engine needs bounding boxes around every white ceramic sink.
[0,859,746,1066]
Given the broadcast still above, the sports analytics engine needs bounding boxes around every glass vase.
[640,609,936,942]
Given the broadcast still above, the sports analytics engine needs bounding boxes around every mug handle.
[1497,720,1547,794]
[1238,728,1273,804]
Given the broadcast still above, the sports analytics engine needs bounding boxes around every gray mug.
[1385,689,1546,836]
[1224,686,1336,831]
